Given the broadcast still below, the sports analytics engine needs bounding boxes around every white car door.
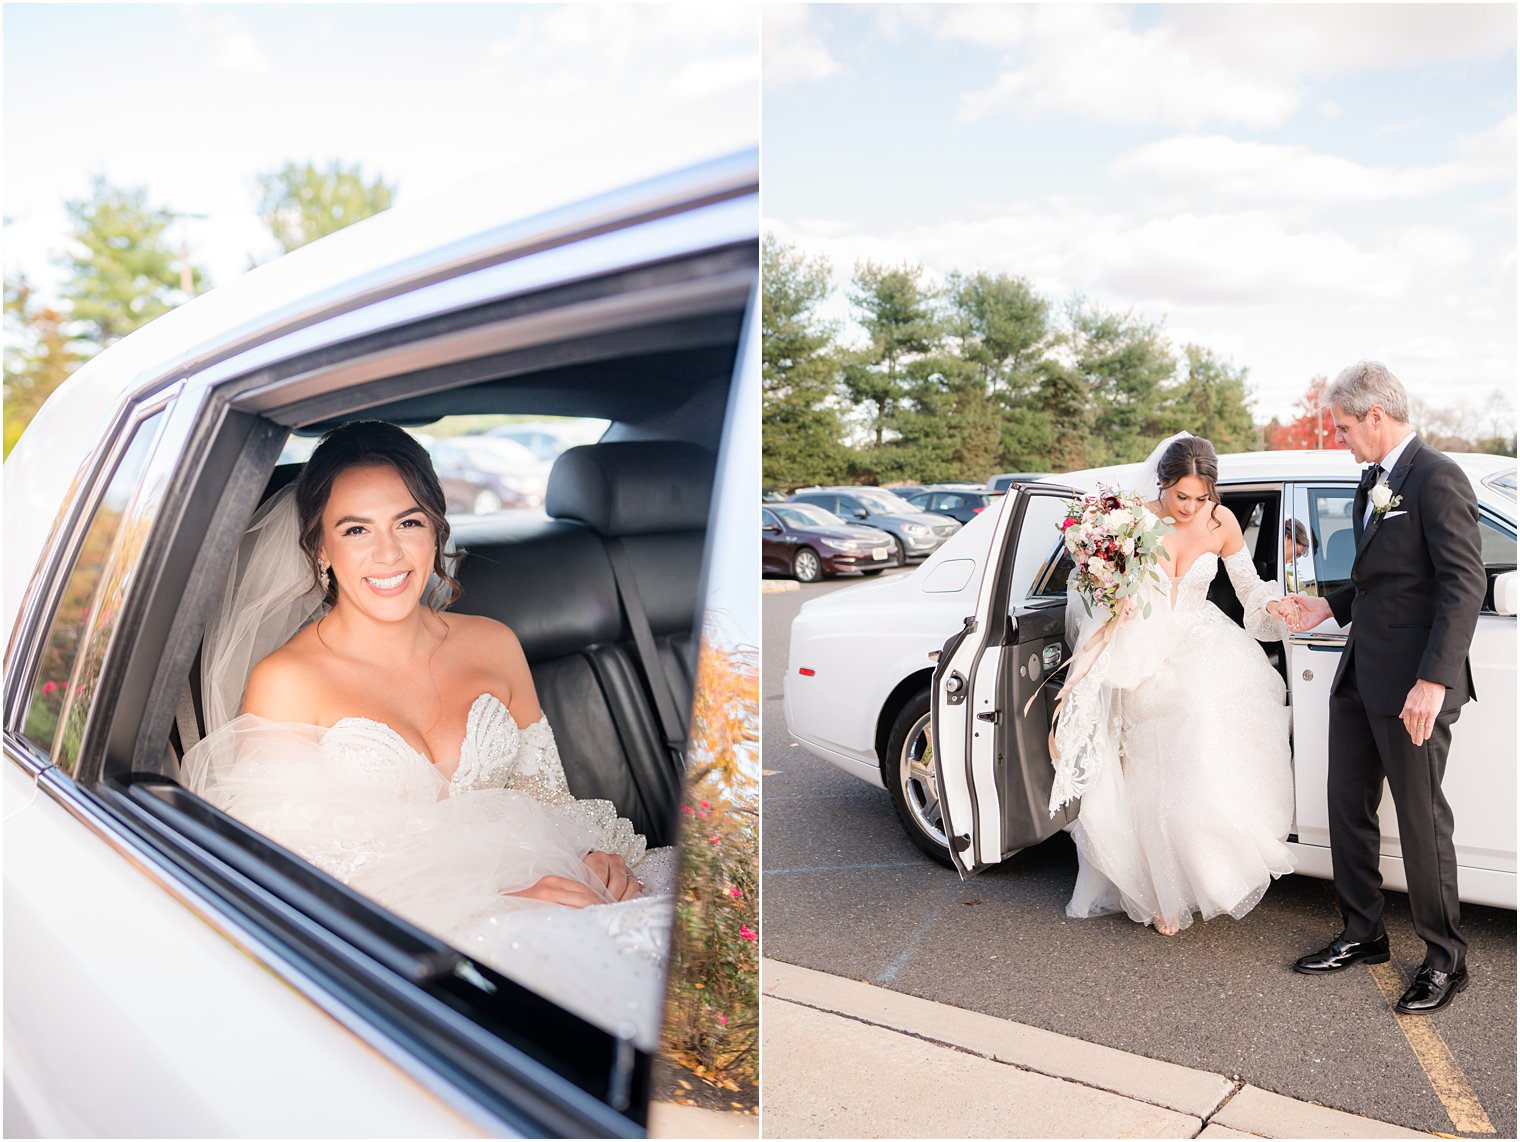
[1285,483,1517,908]
[931,485,1080,878]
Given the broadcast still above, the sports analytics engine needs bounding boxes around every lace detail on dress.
[1222,547,1290,641]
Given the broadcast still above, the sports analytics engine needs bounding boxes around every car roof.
[16,148,756,448]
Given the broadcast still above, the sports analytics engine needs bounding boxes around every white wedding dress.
[1059,546,1295,933]
[183,693,677,1049]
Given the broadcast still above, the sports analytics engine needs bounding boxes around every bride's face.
[1159,475,1212,525]
[319,462,436,621]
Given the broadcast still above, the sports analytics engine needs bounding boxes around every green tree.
[255,159,397,254]
[60,178,196,347]
[4,275,85,457]
[760,235,847,489]
[946,270,1052,473]
[1066,297,1176,465]
[844,260,944,452]
[1032,358,1091,473]
[1166,345,1257,454]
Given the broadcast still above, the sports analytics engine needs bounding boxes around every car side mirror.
[854,508,868,520]
[1493,569,1517,616]
[762,523,781,533]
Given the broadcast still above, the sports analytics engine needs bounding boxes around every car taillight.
[972,506,985,513]
[798,667,816,677]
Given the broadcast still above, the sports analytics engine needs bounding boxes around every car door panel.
[932,486,1076,878]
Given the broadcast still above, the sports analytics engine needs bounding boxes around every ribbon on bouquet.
[1021,595,1139,809]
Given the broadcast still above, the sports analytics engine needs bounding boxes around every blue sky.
[763,4,1516,427]
[4,3,758,294]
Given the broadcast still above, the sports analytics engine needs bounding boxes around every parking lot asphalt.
[760,570,1516,1139]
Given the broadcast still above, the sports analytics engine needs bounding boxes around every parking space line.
[876,894,956,985]
[764,860,926,875]
[1367,961,1496,1135]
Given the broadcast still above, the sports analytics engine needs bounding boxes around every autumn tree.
[4,275,85,456]
[1269,375,1335,450]
[255,159,397,254]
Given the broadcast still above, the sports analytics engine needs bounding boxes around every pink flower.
[710,835,721,845]
[728,887,742,900]
[716,1014,728,1026]
[42,681,56,696]
[700,799,711,810]
[739,925,757,941]
[1061,516,1078,531]
[681,805,695,815]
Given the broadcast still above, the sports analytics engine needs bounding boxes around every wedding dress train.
[183,693,676,1048]
[1061,547,1295,933]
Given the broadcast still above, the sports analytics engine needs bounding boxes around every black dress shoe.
[1396,965,1469,1013]
[1292,932,1390,974]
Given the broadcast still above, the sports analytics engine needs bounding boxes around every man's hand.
[1285,592,1332,632]
[583,850,643,902]
[1400,679,1446,747]
[506,875,603,908]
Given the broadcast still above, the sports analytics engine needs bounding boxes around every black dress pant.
[1327,668,1466,972]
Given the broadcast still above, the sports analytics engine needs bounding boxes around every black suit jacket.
[1326,436,1485,717]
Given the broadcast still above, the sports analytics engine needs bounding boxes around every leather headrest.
[546,442,715,536]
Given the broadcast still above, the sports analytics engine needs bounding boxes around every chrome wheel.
[897,710,946,849]
[792,547,822,583]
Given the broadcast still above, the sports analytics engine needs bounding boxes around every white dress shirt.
[1364,430,1416,527]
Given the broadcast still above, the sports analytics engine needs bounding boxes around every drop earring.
[319,560,331,592]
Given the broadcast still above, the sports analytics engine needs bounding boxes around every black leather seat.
[453,441,715,847]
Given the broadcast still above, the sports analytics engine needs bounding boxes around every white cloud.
[929,3,1512,130]
[764,4,841,89]
[1320,100,1342,120]
[207,14,269,76]
[1374,115,1432,137]
[765,197,1515,419]
[1110,127,1513,210]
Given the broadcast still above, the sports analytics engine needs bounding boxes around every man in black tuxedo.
[1285,361,1485,1013]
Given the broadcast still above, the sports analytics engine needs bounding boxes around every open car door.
[931,483,1082,878]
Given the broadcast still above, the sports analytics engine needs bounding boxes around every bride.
[1058,432,1297,935]
[181,421,676,1047]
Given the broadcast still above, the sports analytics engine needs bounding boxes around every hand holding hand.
[1284,592,1332,632]
[583,849,643,902]
[1399,680,1446,747]
[506,875,604,909]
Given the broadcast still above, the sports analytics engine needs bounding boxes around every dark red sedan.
[762,502,896,582]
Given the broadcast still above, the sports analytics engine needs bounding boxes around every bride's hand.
[583,850,643,901]
[506,875,604,909]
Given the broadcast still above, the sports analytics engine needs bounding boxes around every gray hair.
[1324,360,1409,423]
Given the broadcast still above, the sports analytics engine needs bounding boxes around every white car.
[786,450,1517,908]
[5,151,758,1137]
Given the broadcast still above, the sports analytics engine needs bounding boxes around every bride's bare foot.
[1154,917,1179,936]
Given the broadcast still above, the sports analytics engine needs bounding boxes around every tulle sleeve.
[1223,547,1289,642]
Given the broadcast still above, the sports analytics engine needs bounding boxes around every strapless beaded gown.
[183,694,677,1047]
[1059,549,1295,933]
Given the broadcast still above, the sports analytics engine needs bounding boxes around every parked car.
[426,433,551,513]
[486,421,606,463]
[901,485,997,525]
[985,471,1052,493]
[762,502,895,582]
[788,486,960,565]
[786,450,1517,908]
[4,150,759,1137]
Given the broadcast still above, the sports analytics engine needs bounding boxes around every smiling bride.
[180,421,676,1046]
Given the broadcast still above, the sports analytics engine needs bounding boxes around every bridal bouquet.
[1060,484,1172,622]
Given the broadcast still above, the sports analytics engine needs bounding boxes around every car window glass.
[1289,486,1355,598]
[1479,512,1516,571]
[761,508,779,528]
[1009,493,1071,604]
[857,490,913,514]
[22,411,168,765]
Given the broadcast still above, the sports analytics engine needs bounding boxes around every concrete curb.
[762,959,1434,1139]
[761,579,801,594]
[649,1101,758,1139]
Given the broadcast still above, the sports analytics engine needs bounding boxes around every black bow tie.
[1359,464,1382,493]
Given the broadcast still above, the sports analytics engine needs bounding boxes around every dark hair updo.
[1155,434,1222,528]
[293,420,461,609]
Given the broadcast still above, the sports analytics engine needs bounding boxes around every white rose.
[1369,483,1392,510]
[1107,508,1133,530]
[1121,537,1135,556]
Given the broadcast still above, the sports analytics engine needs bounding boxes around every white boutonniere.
[1369,480,1402,518]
